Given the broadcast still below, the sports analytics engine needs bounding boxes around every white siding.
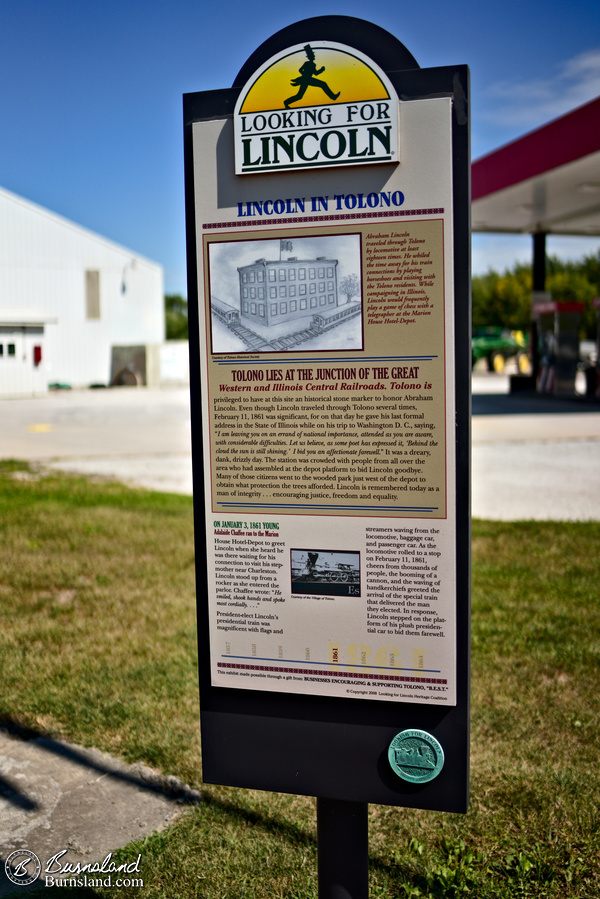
[0,185,164,388]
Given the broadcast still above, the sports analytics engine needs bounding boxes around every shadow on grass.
[198,787,316,848]
[195,787,420,886]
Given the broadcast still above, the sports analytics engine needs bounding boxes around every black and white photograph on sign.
[208,233,363,354]
[291,549,361,598]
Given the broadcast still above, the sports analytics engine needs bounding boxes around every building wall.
[0,186,164,389]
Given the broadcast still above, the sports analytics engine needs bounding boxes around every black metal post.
[532,232,547,292]
[317,798,369,899]
[531,232,547,381]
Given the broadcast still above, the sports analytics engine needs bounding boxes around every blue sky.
[1,0,599,294]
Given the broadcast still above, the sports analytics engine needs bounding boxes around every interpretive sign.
[185,16,470,812]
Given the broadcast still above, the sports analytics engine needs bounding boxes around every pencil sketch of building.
[238,255,339,328]
[208,234,362,354]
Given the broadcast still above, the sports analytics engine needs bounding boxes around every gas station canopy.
[472,96,600,236]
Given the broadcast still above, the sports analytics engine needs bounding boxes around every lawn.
[0,460,598,897]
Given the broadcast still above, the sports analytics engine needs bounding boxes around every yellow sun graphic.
[240,47,390,114]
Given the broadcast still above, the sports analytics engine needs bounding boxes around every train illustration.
[291,551,360,584]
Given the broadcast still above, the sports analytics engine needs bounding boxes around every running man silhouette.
[284,45,340,108]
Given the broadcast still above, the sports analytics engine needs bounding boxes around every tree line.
[472,250,600,338]
[165,294,189,340]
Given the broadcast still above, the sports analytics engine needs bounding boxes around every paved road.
[1,386,194,495]
[2,378,599,519]
[471,374,600,520]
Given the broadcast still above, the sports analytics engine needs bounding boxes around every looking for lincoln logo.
[284,44,340,108]
[233,41,400,174]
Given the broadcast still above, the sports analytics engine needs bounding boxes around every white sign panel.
[194,93,456,705]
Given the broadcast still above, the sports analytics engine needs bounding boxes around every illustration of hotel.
[237,256,339,327]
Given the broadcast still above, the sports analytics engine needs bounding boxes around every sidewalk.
[0,723,200,894]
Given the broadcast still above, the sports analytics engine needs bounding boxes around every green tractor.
[472,327,530,374]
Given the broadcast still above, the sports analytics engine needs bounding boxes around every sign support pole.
[317,798,369,898]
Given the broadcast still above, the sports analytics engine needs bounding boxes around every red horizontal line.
[203,209,444,229]
[217,661,447,684]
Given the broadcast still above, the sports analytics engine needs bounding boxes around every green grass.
[1,461,599,898]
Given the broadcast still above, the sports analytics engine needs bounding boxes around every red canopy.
[472,96,600,236]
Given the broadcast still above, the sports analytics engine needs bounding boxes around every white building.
[0,185,165,396]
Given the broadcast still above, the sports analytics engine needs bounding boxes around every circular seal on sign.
[388,729,444,783]
[5,849,42,886]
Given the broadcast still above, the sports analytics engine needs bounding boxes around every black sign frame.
[184,15,470,813]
